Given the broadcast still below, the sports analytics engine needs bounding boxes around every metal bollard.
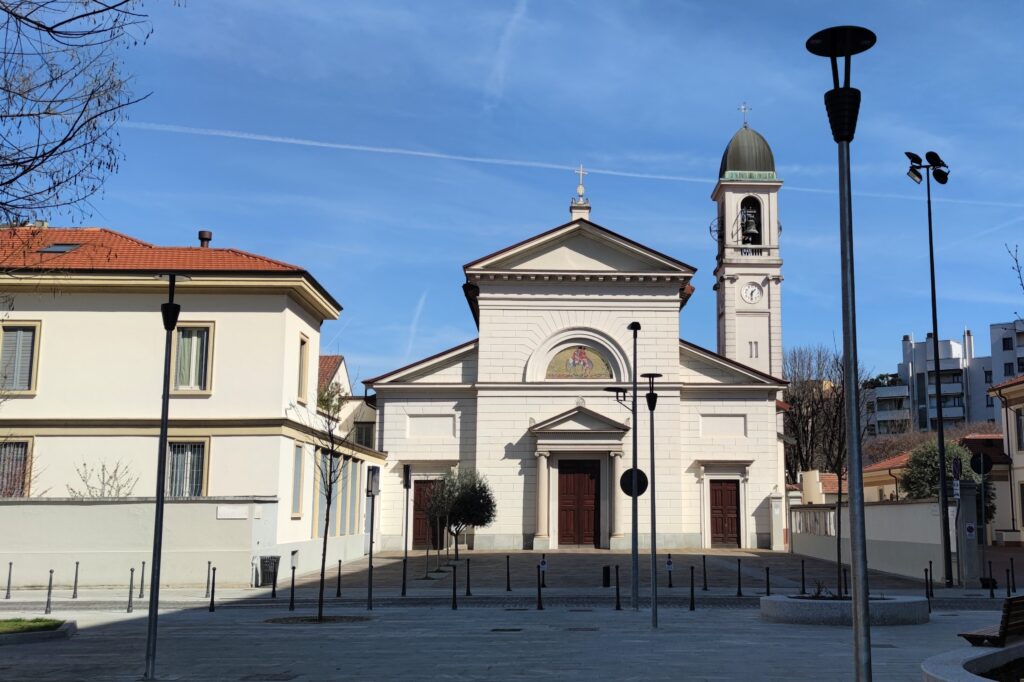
[401,557,408,598]
[924,569,931,614]
[736,559,742,597]
[702,554,708,591]
[615,565,621,611]
[209,567,216,612]
[928,560,934,598]
[1012,557,1017,594]
[602,565,610,588]
[128,568,134,614]
[689,565,695,611]
[139,561,146,599]
[44,569,53,615]
[989,561,995,599]
[541,553,547,588]
[506,555,511,592]
[451,565,457,611]
[4,562,10,599]
[337,560,342,598]
[1008,569,1013,599]
[765,567,771,596]
[72,561,79,600]
[424,546,430,580]
[465,558,472,597]
[536,565,544,611]
[271,564,277,599]
[800,559,806,595]
[667,555,674,589]
[205,560,212,599]
[843,567,849,598]
[289,566,296,611]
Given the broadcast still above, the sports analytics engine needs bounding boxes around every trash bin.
[260,556,281,588]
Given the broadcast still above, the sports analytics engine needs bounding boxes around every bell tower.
[711,121,784,377]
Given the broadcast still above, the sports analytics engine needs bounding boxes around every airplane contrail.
[122,121,1024,208]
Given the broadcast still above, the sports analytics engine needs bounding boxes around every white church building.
[367,125,790,553]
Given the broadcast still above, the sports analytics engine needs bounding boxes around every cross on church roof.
[573,163,588,205]
[738,102,752,128]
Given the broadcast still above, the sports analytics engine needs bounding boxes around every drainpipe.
[887,469,899,500]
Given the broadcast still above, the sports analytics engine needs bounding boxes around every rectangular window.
[1018,358,1024,374]
[0,323,39,392]
[297,335,309,404]
[1003,336,1014,351]
[986,395,994,408]
[354,422,375,449]
[174,325,212,392]
[0,440,30,497]
[291,443,304,517]
[349,460,361,534]
[338,457,350,535]
[1005,363,1015,378]
[167,441,206,497]
[985,370,993,383]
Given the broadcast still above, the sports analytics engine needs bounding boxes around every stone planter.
[760,595,929,626]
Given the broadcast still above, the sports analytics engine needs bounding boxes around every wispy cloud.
[485,0,528,104]
[405,291,428,362]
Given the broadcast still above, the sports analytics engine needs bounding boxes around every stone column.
[534,451,550,549]
[610,451,625,540]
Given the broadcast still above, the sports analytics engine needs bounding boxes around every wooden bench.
[959,595,1024,647]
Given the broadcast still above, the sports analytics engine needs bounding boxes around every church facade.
[366,126,789,552]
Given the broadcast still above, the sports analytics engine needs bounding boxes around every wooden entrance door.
[413,480,441,550]
[558,460,600,547]
[710,480,740,547]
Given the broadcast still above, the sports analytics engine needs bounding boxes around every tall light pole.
[806,25,876,681]
[906,150,953,587]
[627,321,640,611]
[144,273,181,680]
[641,372,661,628]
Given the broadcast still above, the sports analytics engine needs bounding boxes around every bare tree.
[0,1,155,223]
[1009,243,1024,320]
[66,459,138,497]
[782,345,832,482]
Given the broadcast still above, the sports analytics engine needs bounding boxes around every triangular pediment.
[679,339,786,386]
[529,406,630,434]
[364,339,477,386]
[465,220,696,275]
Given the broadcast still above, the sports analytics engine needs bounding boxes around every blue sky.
[78,1,1023,384]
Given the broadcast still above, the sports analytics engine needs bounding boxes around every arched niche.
[740,196,763,245]
[525,328,627,382]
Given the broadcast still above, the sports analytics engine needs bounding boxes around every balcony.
[927,382,963,395]
[875,409,910,423]
[873,385,909,399]
[928,406,965,420]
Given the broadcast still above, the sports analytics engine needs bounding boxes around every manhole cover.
[491,628,522,632]
[264,616,371,624]
[568,609,593,612]
[567,627,598,632]
[240,675,299,681]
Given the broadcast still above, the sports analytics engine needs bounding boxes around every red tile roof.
[863,452,910,473]
[818,472,848,495]
[319,355,343,393]
[960,433,1003,441]
[0,226,303,273]
[989,375,1024,393]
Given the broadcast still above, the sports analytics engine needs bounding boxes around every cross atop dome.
[570,162,591,221]
[738,102,752,128]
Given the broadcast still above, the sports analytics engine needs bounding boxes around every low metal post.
[844,567,849,597]
[451,565,458,610]
[667,555,674,589]
[541,553,546,588]
[44,569,53,615]
[800,559,806,595]
[465,558,472,597]
[336,560,342,598]
[139,561,146,599]
[289,566,296,611]
[271,565,277,599]
[615,565,621,611]
[4,562,10,599]
[205,561,211,599]
[989,561,995,599]
[128,568,134,614]
[766,567,771,596]
[1007,569,1012,599]
[924,569,931,614]
[401,557,408,598]
[736,559,742,597]
[208,567,216,613]
[506,555,511,592]
[689,565,695,611]
[72,562,79,600]
[929,560,934,598]
[424,545,430,579]
[702,555,708,591]
[1012,557,1017,594]
[536,565,543,611]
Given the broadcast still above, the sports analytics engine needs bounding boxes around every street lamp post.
[641,372,662,628]
[627,321,640,611]
[144,273,181,680]
[906,150,953,587]
[806,25,876,681]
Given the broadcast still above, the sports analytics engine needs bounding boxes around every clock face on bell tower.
[711,122,784,378]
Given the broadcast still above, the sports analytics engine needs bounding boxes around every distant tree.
[445,469,496,560]
[0,1,160,223]
[66,459,137,498]
[901,440,995,523]
[862,373,900,389]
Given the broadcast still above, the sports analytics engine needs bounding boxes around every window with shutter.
[0,441,29,497]
[167,441,206,497]
[173,325,212,392]
[0,325,38,392]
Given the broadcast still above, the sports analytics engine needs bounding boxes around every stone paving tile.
[0,603,999,681]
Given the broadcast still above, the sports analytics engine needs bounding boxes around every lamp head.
[907,167,923,184]
[904,151,923,165]
[925,151,945,168]
[627,321,641,332]
[805,25,877,59]
[932,168,949,185]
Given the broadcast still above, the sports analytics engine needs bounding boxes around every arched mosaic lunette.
[545,344,613,380]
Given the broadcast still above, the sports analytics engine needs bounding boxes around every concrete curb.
[921,640,1024,681]
[759,595,930,625]
[0,621,76,646]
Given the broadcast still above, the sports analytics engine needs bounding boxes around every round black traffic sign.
[970,453,993,477]
[619,468,648,497]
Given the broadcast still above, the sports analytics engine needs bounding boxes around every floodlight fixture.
[907,167,923,184]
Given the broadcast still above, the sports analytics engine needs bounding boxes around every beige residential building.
[367,125,789,552]
[0,226,382,586]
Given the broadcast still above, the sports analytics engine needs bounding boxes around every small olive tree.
[446,469,496,560]
[901,440,995,522]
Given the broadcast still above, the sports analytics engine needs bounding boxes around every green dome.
[718,126,776,180]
